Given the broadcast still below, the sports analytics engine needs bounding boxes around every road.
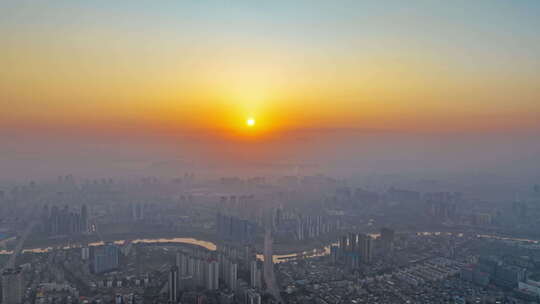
[4,220,38,269]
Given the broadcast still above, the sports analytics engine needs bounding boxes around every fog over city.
[2,128,539,199]
[1,1,540,304]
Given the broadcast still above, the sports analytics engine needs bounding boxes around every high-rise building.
[50,205,59,235]
[330,245,339,264]
[250,260,262,289]
[294,215,329,241]
[380,227,395,253]
[81,204,88,233]
[41,205,49,233]
[93,243,119,273]
[338,235,348,259]
[187,256,195,277]
[228,262,238,291]
[193,258,204,287]
[343,251,360,270]
[43,205,87,236]
[358,234,374,264]
[296,216,305,241]
[169,266,179,303]
[205,260,219,290]
[176,251,189,276]
[220,256,228,285]
[132,203,145,221]
[244,245,256,269]
[2,267,24,304]
[348,232,357,252]
[81,246,90,260]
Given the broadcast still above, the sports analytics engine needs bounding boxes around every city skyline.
[2,2,540,303]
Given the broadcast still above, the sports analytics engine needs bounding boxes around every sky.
[1,1,539,181]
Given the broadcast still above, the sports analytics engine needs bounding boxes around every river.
[2,231,538,263]
[0,236,329,263]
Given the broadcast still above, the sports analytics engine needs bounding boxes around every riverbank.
[21,229,331,257]
[20,225,539,259]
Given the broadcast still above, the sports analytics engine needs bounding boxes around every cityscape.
[1,177,540,303]
[1,1,540,304]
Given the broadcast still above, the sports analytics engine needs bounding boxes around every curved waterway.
[0,237,330,263]
[2,232,537,263]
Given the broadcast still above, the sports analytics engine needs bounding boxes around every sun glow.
[246,118,256,127]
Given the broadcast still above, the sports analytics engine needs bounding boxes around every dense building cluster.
[216,213,257,244]
[424,192,462,223]
[330,233,376,269]
[271,208,341,242]
[2,175,540,303]
[40,204,89,236]
[167,244,265,304]
[92,243,120,274]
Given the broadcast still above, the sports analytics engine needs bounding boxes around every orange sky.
[1,1,540,142]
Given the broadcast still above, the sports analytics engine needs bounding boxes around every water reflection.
[3,233,538,262]
[2,237,321,263]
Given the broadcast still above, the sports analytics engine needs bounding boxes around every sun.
[246,118,256,127]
